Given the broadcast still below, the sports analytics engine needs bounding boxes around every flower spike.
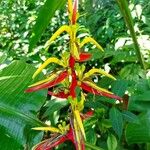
[80,37,104,51]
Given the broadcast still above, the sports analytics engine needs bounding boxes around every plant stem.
[85,142,104,150]
[116,0,146,70]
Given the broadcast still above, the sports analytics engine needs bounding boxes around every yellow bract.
[74,110,86,139]
[84,80,113,94]
[32,57,64,79]
[78,92,85,111]
[44,25,71,49]
[68,0,73,14]
[83,68,116,80]
[80,37,104,51]
[32,127,61,133]
[29,71,61,87]
[72,43,80,59]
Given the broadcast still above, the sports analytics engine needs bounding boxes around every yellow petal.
[44,25,71,49]
[74,110,86,139]
[83,68,116,80]
[84,80,113,94]
[32,57,64,79]
[32,127,61,133]
[80,37,104,51]
[29,71,61,87]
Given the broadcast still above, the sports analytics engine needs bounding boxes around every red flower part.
[70,115,85,150]
[72,0,78,24]
[25,71,68,93]
[80,82,122,101]
[34,135,67,150]
[69,55,75,69]
[77,53,92,62]
[48,91,69,99]
[69,71,77,98]
[80,110,94,120]
[33,127,77,150]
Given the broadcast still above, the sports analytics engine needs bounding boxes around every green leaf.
[126,111,150,144]
[29,0,66,50]
[111,79,128,97]
[109,107,123,138]
[107,134,117,150]
[128,90,150,112]
[43,99,68,118]
[0,51,7,64]
[86,128,97,145]
[122,111,139,123]
[0,61,47,149]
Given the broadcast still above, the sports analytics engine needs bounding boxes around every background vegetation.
[0,0,150,149]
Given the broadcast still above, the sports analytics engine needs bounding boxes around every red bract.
[25,71,68,93]
[69,55,75,69]
[72,0,78,24]
[33,129,74,150]
[77,53,92,62]
[69,71,77,98]
[81,82,122,101]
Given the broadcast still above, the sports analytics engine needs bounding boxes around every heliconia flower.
[80,81,122,101]
[80,37,104,52]
[25,71,68,93]
[76,53,92,62]
[32,111,93,150]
